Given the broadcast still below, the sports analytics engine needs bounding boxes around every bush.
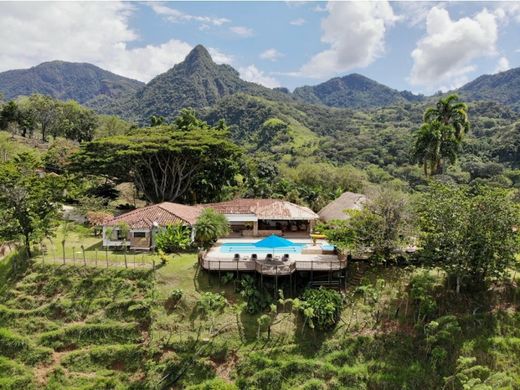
[194,208,230,249]
[298,288,343,330]
[185,378,238,390]
[170,288,183,303]
[155,223,192,254]
[238,275,271,314]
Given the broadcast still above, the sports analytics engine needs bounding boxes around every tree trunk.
[24,234,31,258]
[456,276,461,294]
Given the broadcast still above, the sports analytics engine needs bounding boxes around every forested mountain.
[95,45,294,122]
[457,67,520,110]
[2,46,520,122]
[0,61,144,103]
[293,73,424,108]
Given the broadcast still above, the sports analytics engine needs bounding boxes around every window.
[133,232,146,238]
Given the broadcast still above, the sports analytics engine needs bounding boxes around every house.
[102,202,201,250]
[318,191,367,222]
[204,199,319,237]
[102,199,319,250]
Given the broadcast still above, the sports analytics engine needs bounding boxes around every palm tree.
[417,94,469,175]
[424,94,470,141]
[413,122,442,177]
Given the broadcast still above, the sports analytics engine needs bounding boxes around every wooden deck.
[199,252,347,275]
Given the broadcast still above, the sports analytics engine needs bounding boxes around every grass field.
[1,233,520,388]
[33,224,161,266]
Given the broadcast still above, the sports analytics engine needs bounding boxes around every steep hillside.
[293,73,424,109]
[0,61,143,103]
[98,45,294,123]
[457,67,520,110]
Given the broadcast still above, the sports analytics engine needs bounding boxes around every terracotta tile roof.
[318,191,367,222]
[202,199,319,220]
[106,202,201,229]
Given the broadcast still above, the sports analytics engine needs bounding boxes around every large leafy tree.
[73,113,241,203]
[0,153,64,257]
[416,182,520,292]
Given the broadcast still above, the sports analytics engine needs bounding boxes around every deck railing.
[199,251,348,274]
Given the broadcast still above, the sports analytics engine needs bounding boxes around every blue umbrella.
[254,235,294,254]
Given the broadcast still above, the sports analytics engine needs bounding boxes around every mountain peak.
[184,45,214,70]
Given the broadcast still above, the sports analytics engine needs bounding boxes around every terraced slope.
[0,263,153,389]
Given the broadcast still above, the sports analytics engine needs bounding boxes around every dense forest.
[1,44,520,389]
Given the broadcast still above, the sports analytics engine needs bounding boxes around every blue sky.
[1,1,519,94]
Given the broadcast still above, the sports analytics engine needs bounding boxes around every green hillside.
[0,61,143,104]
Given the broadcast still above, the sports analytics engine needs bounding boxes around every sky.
[1,1,519,95]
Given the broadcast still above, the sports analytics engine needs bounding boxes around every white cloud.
[208,48,233,65]
[149,3,230,26]
[290,18,306,26]
[0,2,231,82]
[409,7,498,88]
[239,65,280,88]
[230,26,253,37]
[260,49,284,62]
[299,1,398,78]
[394,1,441,27]
[495,56,510,73]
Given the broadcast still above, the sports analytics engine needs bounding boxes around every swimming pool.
[220,242,307,254]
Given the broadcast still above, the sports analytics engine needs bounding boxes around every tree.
[424,94,470,141]
[0,153,64,257]
[416,183,520,292]
[150,115,165,127]
[25,94,63,142]
[194,208,230,249]
[43,138,80,173]
[73,114,241,203]
[324,188,413,262]
[415,94,470,175]
[60,100,98,142]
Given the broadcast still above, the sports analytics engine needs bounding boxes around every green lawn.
[33,223,161,266]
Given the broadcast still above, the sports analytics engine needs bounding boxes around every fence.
[38,245,156,270]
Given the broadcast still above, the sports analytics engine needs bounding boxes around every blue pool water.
[220,242,307,254]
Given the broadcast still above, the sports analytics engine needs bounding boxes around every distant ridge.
[293,73,424,109]
[457,67,520,109]
[0,61,144,103]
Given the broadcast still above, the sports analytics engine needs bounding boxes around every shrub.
[155,223,192,254]
[194,208,230,249]
[170,288,183,303]
[301,378,327,390]
[250,367,283,389]
[185,378,238,390]
[297,288,343,330]
[238,275,272,314]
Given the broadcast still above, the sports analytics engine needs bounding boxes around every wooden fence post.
[95,249,98,267]
[152,260,156,280]
[72,246,76,265]
[81,245,86,266]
